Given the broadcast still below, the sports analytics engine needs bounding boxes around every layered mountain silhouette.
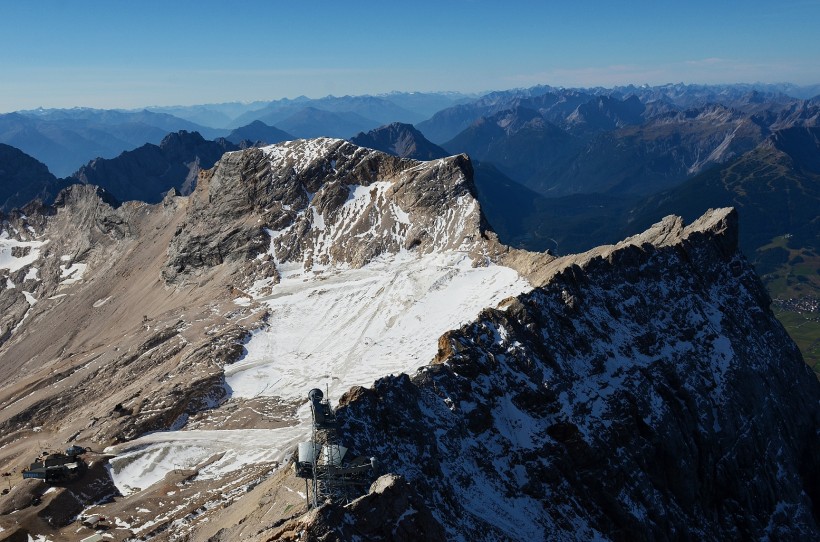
[443,106,582,192]
[417,83,817,144]
[0,144,69,212]
[231,95,423,128]
[148,93,472,130]
[434,94,818,197]
[0,109,218,177]
[350,122,448,160]
[274,107,381,139]
[69,131,239,203]
[225,120,293,146]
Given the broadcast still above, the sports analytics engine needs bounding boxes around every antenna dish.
[308,388,324,403]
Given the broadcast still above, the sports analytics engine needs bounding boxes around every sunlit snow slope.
[227,252,528,402]
[108,138,533,494]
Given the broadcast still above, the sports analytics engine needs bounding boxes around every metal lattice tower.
[293,388,376,509]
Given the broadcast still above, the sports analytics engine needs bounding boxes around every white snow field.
[0,230,46,272]
[108,251,531,495]
[227,250,529,402]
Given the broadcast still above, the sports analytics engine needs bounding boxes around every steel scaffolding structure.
[293,388,376,509]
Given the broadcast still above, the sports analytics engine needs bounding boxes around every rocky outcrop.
[264,475,445,542]
[164,139,490,283]
[328,208,819,541]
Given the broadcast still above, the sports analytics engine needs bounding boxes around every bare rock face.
[164,138,485,283]
[0,178,255,449]
[0,185,125,348]
[330,208,819,541]
[265,474,445,542]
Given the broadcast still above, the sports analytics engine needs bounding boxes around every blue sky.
[1,0,819,111]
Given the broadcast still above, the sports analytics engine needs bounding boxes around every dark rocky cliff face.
[350,122,449,160]
[71,130,238,204]
[0,143,68,212]
[297,208,820,541]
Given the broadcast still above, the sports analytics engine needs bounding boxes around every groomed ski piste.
[105,140,534,497]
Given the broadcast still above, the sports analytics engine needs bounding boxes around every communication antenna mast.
[293,387,377,509]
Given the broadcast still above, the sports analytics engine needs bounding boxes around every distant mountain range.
[436,91,818,197]
[147,91,475,129]
[4,84,817,183]
[69,131,240,204]
[225,120,293,146]
[0,93,474,175]
[231,95,420,130]
[443,106,582,193]
[417,83,819,144]
[273,107,381,139]
[0,109,220,177]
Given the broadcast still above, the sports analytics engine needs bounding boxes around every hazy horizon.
[2,0,819,112]
[4,81,820,115]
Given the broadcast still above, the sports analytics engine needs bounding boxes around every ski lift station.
[22,444,88,484]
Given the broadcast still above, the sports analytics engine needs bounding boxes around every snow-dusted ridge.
[109,138,534,496]
[314,208,820,541]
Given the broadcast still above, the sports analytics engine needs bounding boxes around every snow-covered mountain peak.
[165,139,488,284]
[259,136,348,175]
[96,139,542,509]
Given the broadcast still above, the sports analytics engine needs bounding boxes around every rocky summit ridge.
[0,139,817,541]
[255,208,820,542]
[164,137,538,287]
